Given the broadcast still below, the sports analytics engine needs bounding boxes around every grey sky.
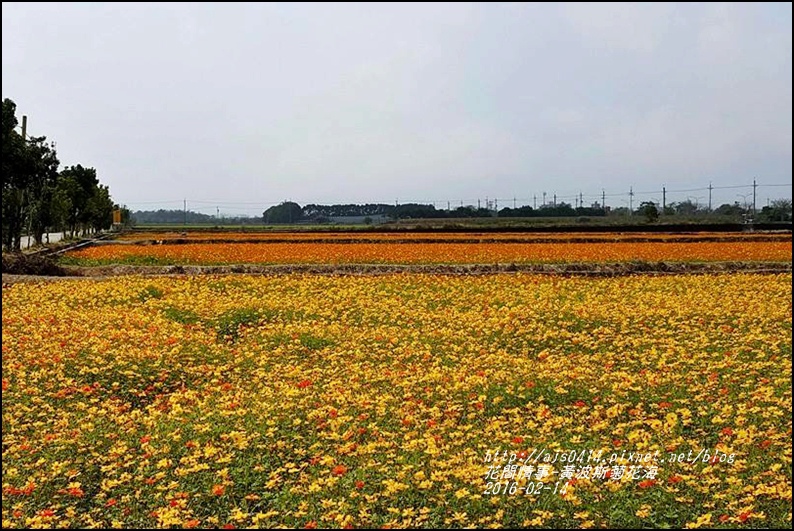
[3,2,791,215]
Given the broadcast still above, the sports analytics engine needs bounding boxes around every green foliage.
[758,199,792,222]
[215,308,262,342]
[137,285,164,302]
[638,201,659,223]
[162,306,201,325]
[263,202,303,224]
[1,97,117,251]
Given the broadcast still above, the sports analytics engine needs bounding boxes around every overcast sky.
[3,2,791,215]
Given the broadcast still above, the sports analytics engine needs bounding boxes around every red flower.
[738,512,751,523]
[721,427,734,436]
[573,400,586,407]
[332,464,348,476]
[305,521,318,529]
[638,479,656,488]
[667,475,683,484]
[355,480,365,489]
[512,436,524,444]
[297,380,312,389]
[212,484,226,496]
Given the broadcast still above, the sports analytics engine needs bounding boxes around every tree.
[25,136,60,244]
[714,202,746,218]
[59,165,99,237]
[672,200,701,216]
[86,184,114,233]
[2,97,120,249]
[2,98,28,250]
[758,199,792,222]
[263,202,303,224]
[638,201,659,223]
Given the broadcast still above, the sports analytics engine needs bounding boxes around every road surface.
[21,232,65,249]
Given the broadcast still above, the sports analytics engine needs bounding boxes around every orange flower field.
[1,273,791,528]
[64,241,792,266]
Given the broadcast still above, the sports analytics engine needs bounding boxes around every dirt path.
[3,261,791,284]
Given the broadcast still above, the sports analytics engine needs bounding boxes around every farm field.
[114,231,791,242]
[61,240,792,267]
[2,272,792,529]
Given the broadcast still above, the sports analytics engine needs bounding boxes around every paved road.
[21,232,65,248]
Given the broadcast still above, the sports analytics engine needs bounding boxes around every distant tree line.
[131,209,263,225]
[134,199,792,226]
[2,98,124,250]
[256,199,792,224]
[262,201,609,223]
[629,198,792,223]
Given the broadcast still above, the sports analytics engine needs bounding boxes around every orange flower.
[211,484,226,496]
[185,519,200,529]
[638,479,656,488]
[332,464,348,476]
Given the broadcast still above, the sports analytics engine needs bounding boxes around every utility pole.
[542,192,546,207]
[752,179,757,218]
[478,198,481,209]
[21,115,27,140]
[533,195,537,209]
[629,187,634,215]
[183,199,187,226]
[494,198,498,212]
[553,193,556,207]
[602,189,606,212]
[513,196,516,209]
[708,182,713,212]
[447,201,450,212]
[579,192,583,209]
[662,186,666,214]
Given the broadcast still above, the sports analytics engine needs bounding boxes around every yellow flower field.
[2,273,791,528]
